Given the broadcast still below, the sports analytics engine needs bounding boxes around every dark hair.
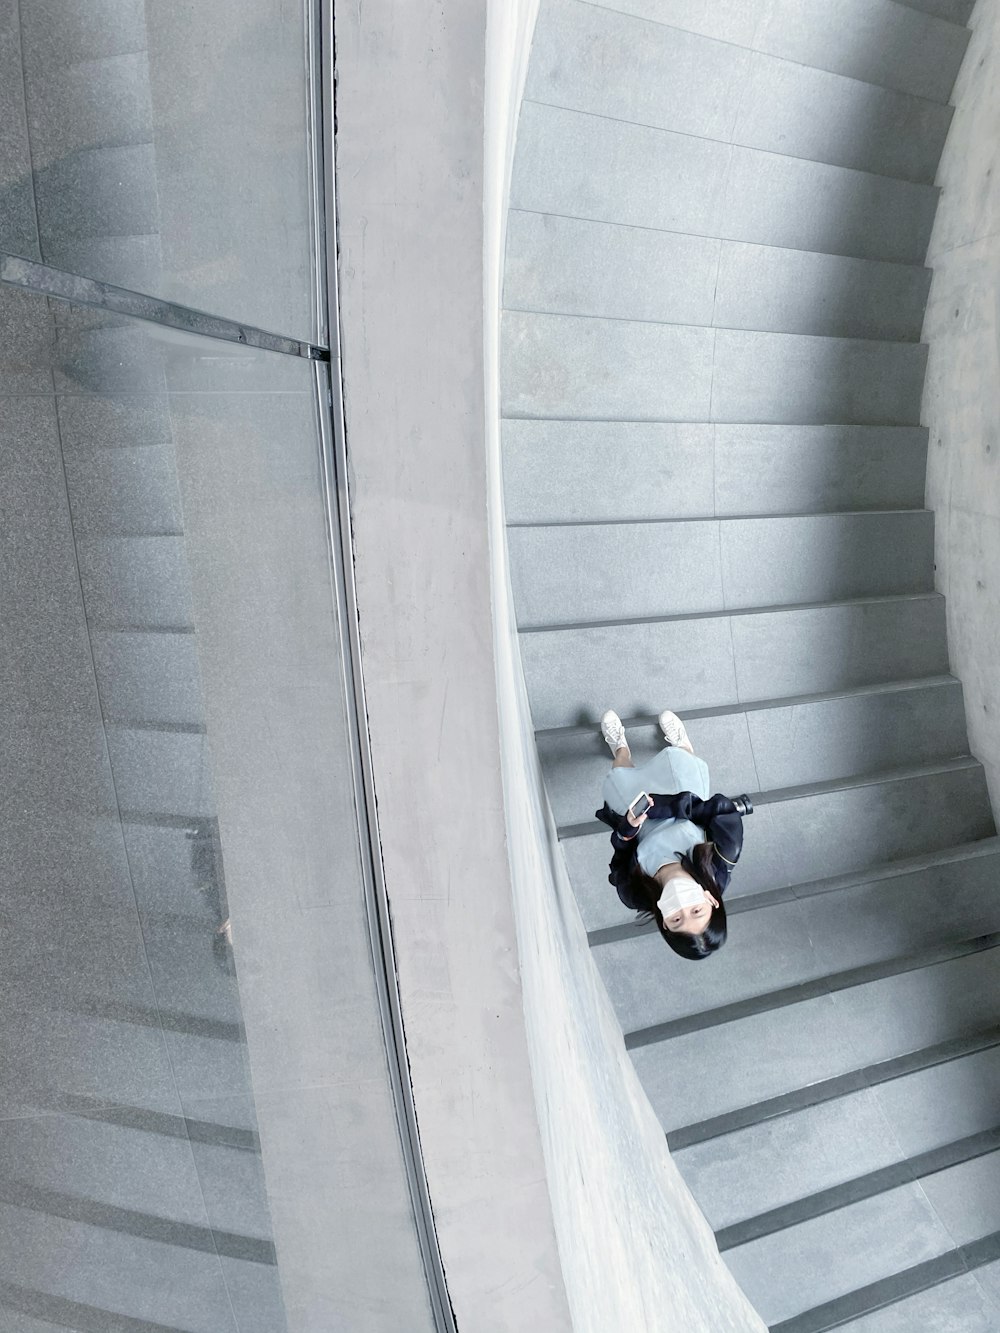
[628,843,727,961]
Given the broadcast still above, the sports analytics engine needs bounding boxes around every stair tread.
[511,101,939,265]
[580,0,970,103]
[537,672,960,736]
[527,0,954,183]
[631,948,1000,1133]
[677,1043,1000,1232]
[503,308,929,425]
[505,213,933,337]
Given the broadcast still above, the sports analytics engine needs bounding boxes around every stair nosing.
[537,672,960,739]
[105,719,207,736]
[754,753,979,805]
[558,753,982,840]
[667,1027,1000,1151]
[769,1231,1000,1333]
[569,0,968,108]
[622,932,1000,1049]
[522,96,948,188]
[507,204,938,270]
[505,301,931,351]
[715,1126,1000,1253]
[120,811,213,829]
[509,507,931,530]
[504,412,927,427]
[88,623,196,636]
[503,302,929,345]
[507,207,936,274]
[521,589,943,635]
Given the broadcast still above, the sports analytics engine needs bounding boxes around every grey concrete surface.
[502,1,999,1321]
[502,421,930,522]
[509,511,934,627]
[528,0,953,183]
[676,1041,1000,1232]
[921,0,1000,828]
[505,212,931,340]
[334,1,575,1329]
[0,270,443,1330]
[724,1182,957,1326]
[512,101,940,262]
[520,593,950,728]
[537,676,969,823]
[632,944,1000,1132]
[14,0,314,337]
[596,0,969,102]
[836,1274,1000,1332]
[503,311,928,423]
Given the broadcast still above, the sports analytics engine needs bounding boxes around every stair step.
[22,51,154,171]
[91,631,205,728]
[17,0,149,70]
[506,213,932,339]
[31,142,159,248]
[563,758,994,926]
[511,102,939,264]
[509,510,934,628]
[528,0,953,183]
[676,1043,1000,1233]
[62,443,184,538]
[621,934,1000,1047]
[891,0,975,26]
[539,675,966,825]
[105,725,216,821]
[502,311,928,423]
[589,0,969,102]
[76,536,195,631]
[669,1025,1000,1151]
[504,421,928,524]
[40,234,164,295]
[631,945,1000,1133]
[0,286,58,395]
[520,591,949,728]
[587,835,1000,939]
[50,324,166,401]
[725,1179,985,1328]
[832,1266,1000,1333]
[55,392,173,451]
[716,1129,1000,1252]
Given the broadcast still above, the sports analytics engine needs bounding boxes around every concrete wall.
[922,0,1000,819]
[333,4,573,1328]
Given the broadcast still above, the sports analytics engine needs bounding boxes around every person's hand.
[626,807,649,830]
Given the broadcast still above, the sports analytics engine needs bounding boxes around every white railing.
[483,6,767,1328]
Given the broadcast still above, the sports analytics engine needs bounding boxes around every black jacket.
[594,791,753,911]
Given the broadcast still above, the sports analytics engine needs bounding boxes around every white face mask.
[657,877,708,919]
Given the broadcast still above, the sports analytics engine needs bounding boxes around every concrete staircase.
[503,1,1000,1327]
[14,0,165,291]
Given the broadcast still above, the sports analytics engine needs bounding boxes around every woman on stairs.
[595,710,753,961]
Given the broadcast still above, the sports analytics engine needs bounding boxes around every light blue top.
[602,745,711,878]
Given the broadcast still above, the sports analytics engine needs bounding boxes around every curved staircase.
[502,1,1000,1327]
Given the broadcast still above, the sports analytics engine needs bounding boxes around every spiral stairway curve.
[501,1,1000,1327]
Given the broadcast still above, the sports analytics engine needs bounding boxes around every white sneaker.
[600,710,628,754]
[658,709,692,752]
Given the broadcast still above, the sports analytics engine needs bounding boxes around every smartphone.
[629,791,653,820]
